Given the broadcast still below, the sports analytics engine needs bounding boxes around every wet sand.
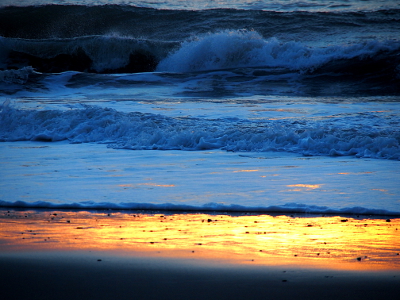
[0,210,399,300]
[1,250,399,300]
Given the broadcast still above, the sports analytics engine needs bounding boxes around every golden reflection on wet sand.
[0,210,399,270]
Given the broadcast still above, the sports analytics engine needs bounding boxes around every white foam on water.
[1,102,399,160]
[157,30,400,73]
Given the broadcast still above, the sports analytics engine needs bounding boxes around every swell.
[1,5,399,40]
[1,35,173,73]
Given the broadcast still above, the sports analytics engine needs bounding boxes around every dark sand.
[1,251,399,300]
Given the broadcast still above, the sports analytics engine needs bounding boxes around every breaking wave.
[157,30,400,76]
[1,105,399,160]
[1,29,399,96]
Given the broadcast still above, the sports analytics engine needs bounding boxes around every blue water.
[0,0,399,215]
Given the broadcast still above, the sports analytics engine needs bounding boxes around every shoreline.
[0,205,400,222]
[2,205,400,218]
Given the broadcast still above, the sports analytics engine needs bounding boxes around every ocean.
[0,0,399,216]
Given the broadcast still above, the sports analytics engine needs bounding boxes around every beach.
[1,250,399,300]
[1,209,399,299]
[1,1,400,298]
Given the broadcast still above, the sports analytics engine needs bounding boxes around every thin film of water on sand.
[1,210,399,271]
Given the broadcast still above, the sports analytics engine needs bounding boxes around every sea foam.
[1,105,399,160]
[157,30,400,73]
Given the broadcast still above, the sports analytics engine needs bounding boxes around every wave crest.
[157,30,400,74]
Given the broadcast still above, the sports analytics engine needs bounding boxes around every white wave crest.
[157,30,400,72]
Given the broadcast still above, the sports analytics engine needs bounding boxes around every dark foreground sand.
[1,251,399,300]
[1,210,399,300]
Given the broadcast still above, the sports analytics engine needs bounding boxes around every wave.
[1,30,399,91]
[2,0,399,12]
[1,35,172,73]
[1,5,399,41]
[157,30,400,75]
[0,199,399,216]
[1,5,400,77]
[1,105,399,160]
